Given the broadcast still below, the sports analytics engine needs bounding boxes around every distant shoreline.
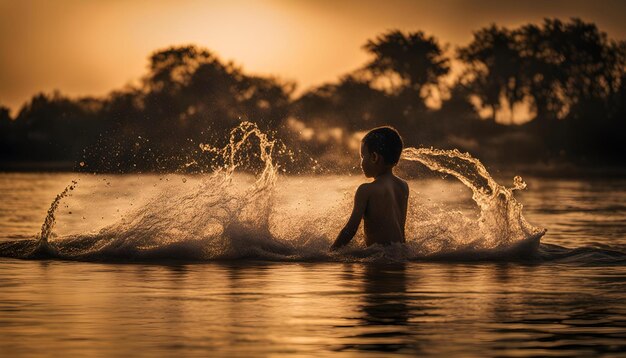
[0,161,76,172]
[1,161,625,179]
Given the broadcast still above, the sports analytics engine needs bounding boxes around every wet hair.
[362,126,403,165]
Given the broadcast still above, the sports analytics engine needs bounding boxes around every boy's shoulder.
[384,174,409,197]
[361,175,408,192]
[356,182,374,194]
[396,175,409,191]
[355,181,379,199]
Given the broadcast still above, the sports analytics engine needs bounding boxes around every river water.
[0,173,625,356]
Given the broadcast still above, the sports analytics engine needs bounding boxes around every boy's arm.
[330,184,369,250]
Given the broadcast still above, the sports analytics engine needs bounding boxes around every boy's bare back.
[360,173,409,246]
[330,126,408,250]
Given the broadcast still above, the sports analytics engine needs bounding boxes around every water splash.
[38,180,78,243]
[1,122,554,263]
[198,121,279,188]
[18,180,78,258]
[402,148,545,258]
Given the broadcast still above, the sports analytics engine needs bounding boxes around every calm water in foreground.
[0,173,625,356]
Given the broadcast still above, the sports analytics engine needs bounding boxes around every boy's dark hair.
[362,126,403,165]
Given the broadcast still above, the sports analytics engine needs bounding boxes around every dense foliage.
[1,19,624,172]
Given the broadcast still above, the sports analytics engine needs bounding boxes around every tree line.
[1,18,625,173]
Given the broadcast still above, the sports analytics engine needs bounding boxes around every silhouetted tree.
[460,19,626,124]
[6,92,102,163]
[236,75,294,129]
[458,25,524,122]
[141,45,292,142]
[294,75,390,131]
[142,46,226,137]
[519,19,625,121]
[363,30,450,108]
[0,105,10,124]
[0,105,13,159]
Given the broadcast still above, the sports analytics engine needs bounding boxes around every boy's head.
[360,126,403,176]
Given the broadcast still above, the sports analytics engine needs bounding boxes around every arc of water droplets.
[39,180,77,243]
[199,121,278,191]
[402,147,542,249]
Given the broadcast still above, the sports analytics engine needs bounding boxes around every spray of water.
[402,148,545,259]
[41,122,290,261]
[2,122,548,262]
[38,180,78,243]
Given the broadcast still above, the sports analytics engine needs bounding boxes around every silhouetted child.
[330,126,409,250]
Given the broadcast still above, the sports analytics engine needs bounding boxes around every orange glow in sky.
[1,0,626,113]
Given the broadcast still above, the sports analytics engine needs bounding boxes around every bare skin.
[330,143,409,250]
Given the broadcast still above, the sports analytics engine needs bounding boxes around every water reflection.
[1,260,625,356]
[340,263,414,353]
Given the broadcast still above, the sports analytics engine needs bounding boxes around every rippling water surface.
[1,173,625,356]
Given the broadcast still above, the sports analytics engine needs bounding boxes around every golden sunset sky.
[1,0,626,113]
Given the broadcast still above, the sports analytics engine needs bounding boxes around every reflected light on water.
[1,260,624,356]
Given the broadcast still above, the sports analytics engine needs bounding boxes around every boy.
[330,126,409,250]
